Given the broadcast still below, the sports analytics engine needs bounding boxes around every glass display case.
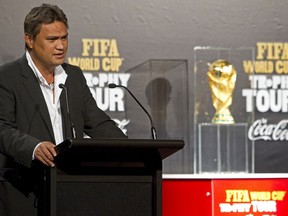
[125,59,191,173]
[193,47,255,173]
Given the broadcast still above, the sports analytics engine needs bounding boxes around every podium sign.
[38,138,184,216]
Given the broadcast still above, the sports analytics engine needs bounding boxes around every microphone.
[108,83,157,139]
[59,83,76,139]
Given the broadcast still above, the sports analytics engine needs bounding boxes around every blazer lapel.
[19,56,55,142]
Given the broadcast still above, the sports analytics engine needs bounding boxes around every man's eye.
[48,38,57,41]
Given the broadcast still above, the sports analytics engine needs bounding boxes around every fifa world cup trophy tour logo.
[207,59,237,124]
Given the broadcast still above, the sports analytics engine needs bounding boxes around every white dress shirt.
[26,51,67,147]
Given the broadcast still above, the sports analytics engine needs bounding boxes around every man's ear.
[24,34,33,49]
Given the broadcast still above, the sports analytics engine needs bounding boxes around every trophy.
[207,59,237,124]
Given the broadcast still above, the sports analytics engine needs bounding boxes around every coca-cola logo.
[248,118,288,141]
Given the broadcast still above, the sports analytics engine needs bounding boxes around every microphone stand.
[108,83,157,140]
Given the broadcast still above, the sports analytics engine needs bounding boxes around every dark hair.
[24,4,68,49]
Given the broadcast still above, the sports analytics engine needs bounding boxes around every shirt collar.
[25,51,67,86]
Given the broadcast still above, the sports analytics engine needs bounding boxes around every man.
[0,4,126,215]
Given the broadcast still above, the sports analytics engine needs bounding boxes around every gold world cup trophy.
[207,59,237,124]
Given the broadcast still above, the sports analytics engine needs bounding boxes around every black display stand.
[37,138,184,216]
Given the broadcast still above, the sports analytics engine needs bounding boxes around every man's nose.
[55,39,65,49]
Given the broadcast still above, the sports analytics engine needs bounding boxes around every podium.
[37,138,184,216]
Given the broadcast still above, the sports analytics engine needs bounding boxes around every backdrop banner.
[1,0,288,173]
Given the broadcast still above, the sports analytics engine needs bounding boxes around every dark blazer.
[0,55,126,170]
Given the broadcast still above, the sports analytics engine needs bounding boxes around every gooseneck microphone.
[59,83,76,139]
[108,83,157,140]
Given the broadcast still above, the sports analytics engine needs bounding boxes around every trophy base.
[198,123,248,173]
[212,113,235,124]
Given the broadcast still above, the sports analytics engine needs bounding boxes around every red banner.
[214,179,288,216]
[163,178,288,216]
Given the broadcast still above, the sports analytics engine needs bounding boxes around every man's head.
[24,4,69,71]
[24,4,68,50]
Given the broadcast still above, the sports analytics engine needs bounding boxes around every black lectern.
[37,138,184,216]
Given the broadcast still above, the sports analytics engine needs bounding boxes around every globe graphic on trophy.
[207,59,237,124]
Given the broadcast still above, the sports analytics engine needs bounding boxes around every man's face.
[25,21,68,72]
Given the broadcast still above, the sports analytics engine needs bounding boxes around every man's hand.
[34,141,57,167]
